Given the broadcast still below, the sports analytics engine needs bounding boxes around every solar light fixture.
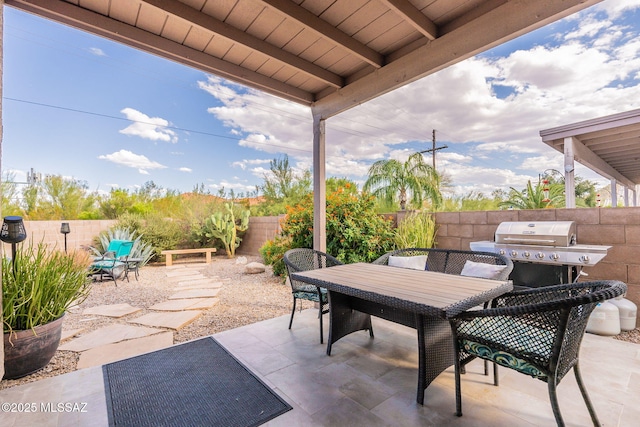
[1,216,28,275]
[60,222,71,253]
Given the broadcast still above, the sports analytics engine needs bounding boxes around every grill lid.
[494,221,576,247]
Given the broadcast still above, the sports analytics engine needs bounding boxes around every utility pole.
[419,129,448,169]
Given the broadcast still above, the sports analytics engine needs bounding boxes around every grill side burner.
[471,221,610,288]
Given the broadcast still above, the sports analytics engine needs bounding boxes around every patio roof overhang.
[540,108,640,207]
[7,0,602,118]
[1,0,604,250]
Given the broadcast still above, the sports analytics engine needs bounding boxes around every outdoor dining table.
[290,262,513,405]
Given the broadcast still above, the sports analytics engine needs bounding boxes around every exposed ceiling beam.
[312,0,601,118]
[260,0,384,68]
[9,0,314,104]
[379,0,437,40]
[140,0,343,88]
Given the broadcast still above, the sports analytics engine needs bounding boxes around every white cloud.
[119,108,178,143]
[208,180,256,193]
[231,158,271,170]
[88,47,106,56]
[98,149,167,175]
[178,167,192,172]
[197,2,640,196]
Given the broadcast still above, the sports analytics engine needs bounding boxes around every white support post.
[563,137,576,208]
[624,187,629,207]
[312,113,326,252]
[0,0,5,380]
[611,179,618,207]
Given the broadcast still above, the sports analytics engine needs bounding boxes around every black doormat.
[103,337,292,427]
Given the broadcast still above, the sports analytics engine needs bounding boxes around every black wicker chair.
[283,248,343,343]
[449,280,627,426]
[372,247,513,281]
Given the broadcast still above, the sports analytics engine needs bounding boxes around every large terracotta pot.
[3,315,65,380]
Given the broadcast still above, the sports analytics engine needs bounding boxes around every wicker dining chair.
[373,247,513,281]
[283,248,343,343]
[449,280,627,426]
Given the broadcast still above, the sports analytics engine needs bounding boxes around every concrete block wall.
[434,207,640,309]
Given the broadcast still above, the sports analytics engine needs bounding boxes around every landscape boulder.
[245,262,266,274]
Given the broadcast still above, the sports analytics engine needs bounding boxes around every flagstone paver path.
[82,303,142,318]
[59,263,226,369]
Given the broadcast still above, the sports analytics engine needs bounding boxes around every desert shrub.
[395,211,438,248]
[135,214,185,259]
[259,235,291,277]
[261,185,395,275]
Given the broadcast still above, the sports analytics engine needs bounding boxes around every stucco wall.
[433,207,640,309]
[236,215,284,256]
[0,220,116,256]
[10,212,636,309]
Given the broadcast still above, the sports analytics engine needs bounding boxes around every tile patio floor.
[1,308,639,426]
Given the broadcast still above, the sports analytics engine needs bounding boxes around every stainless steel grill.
[471,221,611,287]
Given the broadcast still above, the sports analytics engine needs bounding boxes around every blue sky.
[3,0,640,200]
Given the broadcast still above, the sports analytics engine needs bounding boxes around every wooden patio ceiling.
[540,109,640,188]
[7,0,602,118]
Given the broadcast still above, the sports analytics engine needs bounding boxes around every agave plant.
[91,227,155,266]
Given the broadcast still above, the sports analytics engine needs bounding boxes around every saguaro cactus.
[204,203,250,257]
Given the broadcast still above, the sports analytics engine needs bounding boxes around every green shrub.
[259,235,291,277]
[135,214,185,259]
[260,185,395,275]
[394,211,438,248]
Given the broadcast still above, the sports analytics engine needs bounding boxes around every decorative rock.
[235,256,248,265]
[245,262,266,274]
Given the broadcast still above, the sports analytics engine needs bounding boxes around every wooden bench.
[160,248,217,266]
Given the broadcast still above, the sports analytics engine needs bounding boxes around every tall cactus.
[204,203,250,257]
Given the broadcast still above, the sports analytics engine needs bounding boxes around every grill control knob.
[523,251,530,258]
[580,255,591,263]
[536,252,545,259]
[510,250,518,257]
[550,253,559,261]
[499,249,506,256]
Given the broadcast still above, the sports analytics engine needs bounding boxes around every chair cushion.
[458,316,554,379]
[461,339,547,379]
[293,287,327,303]
[460,260,507,280]
[91,260,125,269]
[388,255,428,270]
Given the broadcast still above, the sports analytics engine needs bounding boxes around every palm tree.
[363,152,441,210]
[499,179,564,210]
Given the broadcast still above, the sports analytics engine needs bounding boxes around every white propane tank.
[609,296,637,331]
[586,301,620,336]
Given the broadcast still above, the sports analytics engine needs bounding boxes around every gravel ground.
[0,255,313,390]
[1,256,638,390]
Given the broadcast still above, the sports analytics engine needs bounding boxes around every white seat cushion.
[460,260,507,280]
[388,255,428,270]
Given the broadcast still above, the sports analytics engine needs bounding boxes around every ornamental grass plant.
[394,211,438,249]
[2,242,91,333]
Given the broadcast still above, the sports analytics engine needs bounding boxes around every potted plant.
[2,242,91,379]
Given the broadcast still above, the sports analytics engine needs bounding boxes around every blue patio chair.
[89,240,133,286]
